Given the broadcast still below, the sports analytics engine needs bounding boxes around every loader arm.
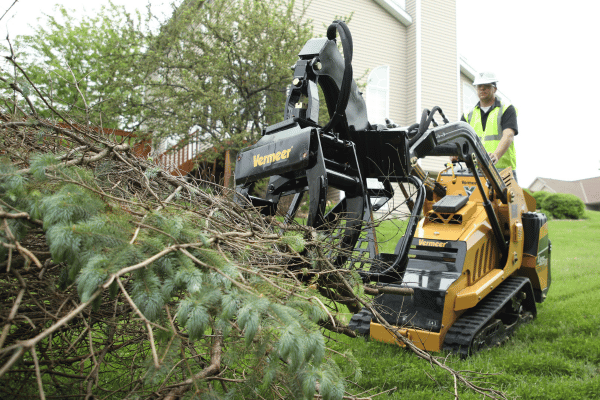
[410,121,508,204]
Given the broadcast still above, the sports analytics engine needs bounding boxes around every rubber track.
[442,276,531,357]
[348,308,373,335]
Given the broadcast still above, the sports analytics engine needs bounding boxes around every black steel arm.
[360,175,426,283]
[410,121,508,204]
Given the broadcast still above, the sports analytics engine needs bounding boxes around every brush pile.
[0,112,377,399]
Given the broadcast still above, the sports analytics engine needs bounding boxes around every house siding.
[421,0,457,120]
[405,0,417,126]
[419,0,457,175]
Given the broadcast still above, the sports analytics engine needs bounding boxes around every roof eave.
[373,0,413,26]
[459,56,477,81]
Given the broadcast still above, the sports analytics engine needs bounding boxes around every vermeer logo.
[253,147,293,167]
[418,239,447,248]
[463,186,475,196]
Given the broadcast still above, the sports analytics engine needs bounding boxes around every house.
[528,177,600,211]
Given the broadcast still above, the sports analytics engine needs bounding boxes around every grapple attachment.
[234,21,375,266]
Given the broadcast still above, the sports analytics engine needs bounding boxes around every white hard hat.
[473,71,498,86]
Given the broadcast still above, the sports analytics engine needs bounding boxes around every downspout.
[415,0,422,122]
[456,2,461,120]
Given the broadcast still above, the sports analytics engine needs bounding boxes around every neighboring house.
[528,177,600,211]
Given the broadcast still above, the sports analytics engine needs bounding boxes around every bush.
[532,191,551,209]
[541,193,585,220]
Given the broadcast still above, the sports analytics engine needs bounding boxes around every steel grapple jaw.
[234,119,368,266]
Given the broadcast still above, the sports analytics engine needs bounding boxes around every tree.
[139,0,313,158]
[1,0,314,158]
[1,2,150,130]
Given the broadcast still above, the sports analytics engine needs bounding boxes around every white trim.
[459,55,477,81]
[373,0,413,26]
[456,2,461,121]
[415,0,421,121]
[457,63,462,119]
[386,66,390,119]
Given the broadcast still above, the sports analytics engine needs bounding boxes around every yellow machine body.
[369,167,551,352]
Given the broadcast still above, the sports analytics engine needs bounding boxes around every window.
[366,66,390,125]
[462,82,478,114]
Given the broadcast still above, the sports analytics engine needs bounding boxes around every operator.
[460,71,519,182]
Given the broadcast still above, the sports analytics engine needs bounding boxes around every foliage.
[1,3,150,129]
[541,193,585,220]
[1,0,314,159]
[139,0,313,159]
[0,117,357,399]
[532,190,551,210]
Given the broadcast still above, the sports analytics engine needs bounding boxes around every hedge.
[540,193,586,220]
[532,191,551,210]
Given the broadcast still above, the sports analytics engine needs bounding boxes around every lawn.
[327,210,600,399]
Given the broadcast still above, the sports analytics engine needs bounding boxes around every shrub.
[541,193,585,220]
[532,191,551,209]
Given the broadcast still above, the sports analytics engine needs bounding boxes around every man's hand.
[488,152,498,164]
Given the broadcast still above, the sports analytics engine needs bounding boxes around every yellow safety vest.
[464,103,517,170]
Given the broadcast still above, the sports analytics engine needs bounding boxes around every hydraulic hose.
[323,20,353,132]
[408,106,450,148]
[406,122,420,139]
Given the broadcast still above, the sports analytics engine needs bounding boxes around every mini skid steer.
[233,21,551,356]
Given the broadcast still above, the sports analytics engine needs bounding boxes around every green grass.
[372,218,408,254]
[328,210,600,399]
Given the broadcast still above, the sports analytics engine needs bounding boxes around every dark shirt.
[461,98,518,135]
